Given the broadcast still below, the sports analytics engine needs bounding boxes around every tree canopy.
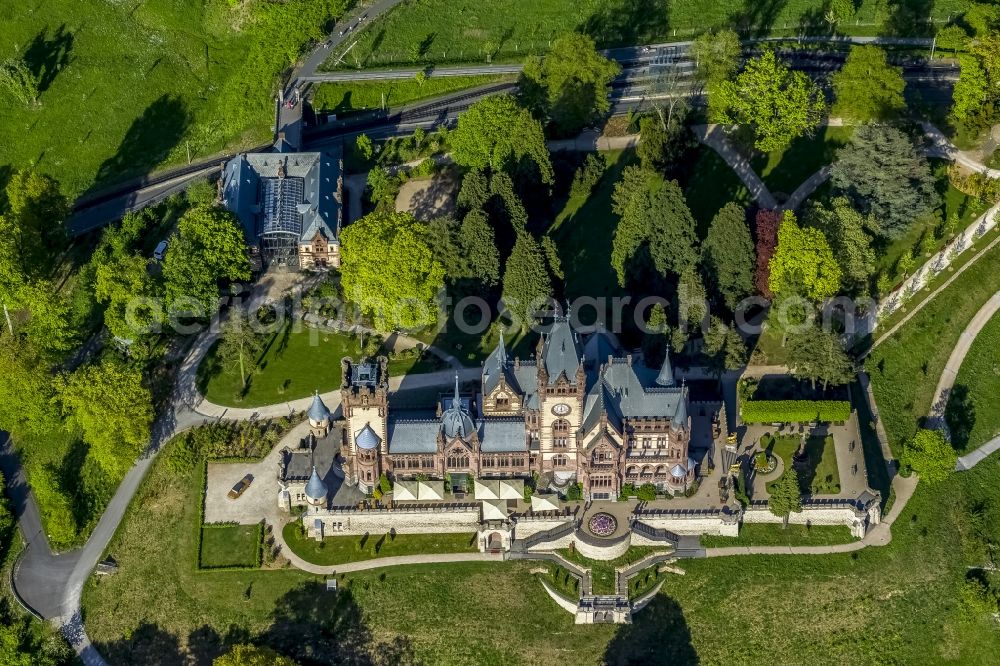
[689,29,741,84]
[830,124,939,239]
[163,205,250,315]
[56,357,154,478]
[703,202,755,309]
[520,32,620,136]
[768,469,803,520]
[92,212,161,342]
[611,166,699,286]
[804,197,877,295]
[501,232,554,330]
[768,212,842,302]
[831,45,906,122]
[710,50,825,152]
[900,428,957,483]
[214,644,298,666]
[787,326,854,390]
[0,169,69,280]
[340,211,445,332]
[450,95,554,183]
[0,337,60,438]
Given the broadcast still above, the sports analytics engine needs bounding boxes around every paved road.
[691,124,778,209]
[782,165,831,211]
[301,65,523,82]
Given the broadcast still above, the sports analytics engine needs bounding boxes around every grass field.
[701,523,856,547]
[312,75,512,115]
[559,547,659,595]
[762,435,841,495]
[751,125,853,196]
[282,524,477,565]
[866,232,1000,453]
[324,0,969,69]
[200,523,261,569]
[946,311,1000,454]
[197,324,362,407]
[682,145,752,235]
[82,429,1000,664]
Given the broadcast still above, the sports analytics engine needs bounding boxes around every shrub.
[948,164,1000,203]
[740,400,851,423]
[565,482,583,501]
[379,473,392,494]
[637,483,657,501]
[754,451,769,471]
[618,483,638,501]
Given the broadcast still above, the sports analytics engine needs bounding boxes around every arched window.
[446,448,469,468]
[552,454,569,468]
[552,419,570,448]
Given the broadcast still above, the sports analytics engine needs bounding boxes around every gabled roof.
[540,318,582,384]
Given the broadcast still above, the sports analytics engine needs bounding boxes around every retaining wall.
[305,505,481,537]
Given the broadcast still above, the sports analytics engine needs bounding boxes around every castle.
[337,317,695,501]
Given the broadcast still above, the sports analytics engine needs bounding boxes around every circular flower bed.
[588,512,618,537]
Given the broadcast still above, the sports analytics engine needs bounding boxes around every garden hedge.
[740,400,851,424]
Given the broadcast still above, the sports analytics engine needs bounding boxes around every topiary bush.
[740,400,851,424]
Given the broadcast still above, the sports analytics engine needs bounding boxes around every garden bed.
[761,435,841,495]
[281,523,478,566]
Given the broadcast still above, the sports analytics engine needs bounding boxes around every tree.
[489,171,528,234]
[703,316,746,382]
[804,197,877,294]
[450,95,553,183]
[0,169,69,281]
[641,302,669,367]
[768,469,803,524]
[768,212,842,302]
[753,209,781,298]
[0,57,39,107]
[355,134,374,161]
[0,338,59,438]
[689,29,741,84]
[832,45,906,122]
[341,211,445,332]
[214,644,298,666]
[219,309,264,389]
[677,266,708,327]
[366,166,401,211]
[710,50,825,152]
[456,168,490,212]
[703,202,755,309]
[637,110,690,173]
[952,54,991,127]
[520,32,621,136]
[831,124,940,239]
[460,209,500,286]
[541,236,565,281]
[611,166,699,285]
[163,205,250,316]
[787,326,854,390]
[900,429,956,483]
[93,213,161,342]
[501,232,553,331]
[56,357,154,478]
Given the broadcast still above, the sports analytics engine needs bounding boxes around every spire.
[497,329,508,367]
[655,351,675,387]
[453,372,460,406]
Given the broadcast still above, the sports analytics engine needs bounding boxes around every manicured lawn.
[682,145,752,235]
[82,424,1000,664]
[197,323,360,407]
[866,233,1000,453]
[200,523,261,569]
[312,75,512,115]
[323,0,967,69]
[946,311,1000,453]
[549,149,633,301]
[559,546,660,595]
[750,126,853,197]
[281,523,478,566]
[762,435,841,495]
[0,0,319,198]
[415,318,537,367]
[701,523,856,548]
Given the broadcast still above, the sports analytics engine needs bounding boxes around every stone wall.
[742,504,868,538]
[304,505,480,538]
[572,531,632,561]
[635,513,739,538]
[512,517,576,540]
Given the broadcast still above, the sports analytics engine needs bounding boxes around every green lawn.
[312,75,512,115]
[750,126,853,197]
[946,311,1000,454]
[282,524,477,565]
[558,546,660,595]
[0,1,336,198]
[762,435,841,495]
[701,523,857,548]
[549,149,633,301]
[323,0,967,69]
[82,426,1000,664]
[200,523,261,569]
[198,324,361,407]
[682,145,752,236]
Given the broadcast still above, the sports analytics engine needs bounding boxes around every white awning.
[481,499,508,521]
[394,480,418,501]
[417,480,444,501]
[474,479,500,500]
[530,494,560,512]
[498,479,524,500]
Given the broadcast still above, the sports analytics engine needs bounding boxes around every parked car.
[228,474,254,500]
[153,240,168,261]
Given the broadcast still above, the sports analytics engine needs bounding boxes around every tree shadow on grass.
[729,0,789,38]
[881,0,935,37]
[88,94,191,195]
[603,594,698,665]
[262,580,420,665]
[94,622,252,666]
[578,0,670,48]
[23,24,74,95]
[945,384,976,452]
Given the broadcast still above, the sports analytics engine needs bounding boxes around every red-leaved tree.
[754,209,781,298]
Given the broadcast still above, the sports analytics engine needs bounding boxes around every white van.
[153,240,168,261]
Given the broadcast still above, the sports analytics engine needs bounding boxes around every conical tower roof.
[307,391,331,423]
[655,351,675,387]
[305,465,328,503]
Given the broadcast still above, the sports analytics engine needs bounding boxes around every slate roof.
[387,412,440,454]
[580,357,689,435]
[480,418,528,452]
[305,466,328,501]
[539,318,582,384]
[307,392,331,422]
[355,423,381,450]
[281,430,340,482]
[221,146,342,247]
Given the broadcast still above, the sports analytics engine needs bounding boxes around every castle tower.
[340,356,389,491]
[307,391,332,437]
